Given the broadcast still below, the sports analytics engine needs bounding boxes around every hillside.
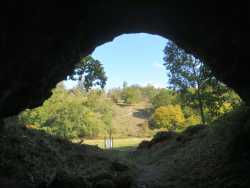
[111,101,152,138]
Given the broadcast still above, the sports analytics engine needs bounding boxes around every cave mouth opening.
[0,31,245,187]
[8,32,241,151]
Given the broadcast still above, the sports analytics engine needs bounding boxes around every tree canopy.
[68,56,107,91]
[152,105,185,131]
[163,41,241,124]
[151,89,176,109]
[19,84,113,139]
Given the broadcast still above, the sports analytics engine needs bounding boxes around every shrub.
[151,105,185,131]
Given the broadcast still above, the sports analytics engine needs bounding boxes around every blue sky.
[64,33,168,90]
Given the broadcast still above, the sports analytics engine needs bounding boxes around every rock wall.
[1,1,249,118]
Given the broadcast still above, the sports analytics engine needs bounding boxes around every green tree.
[121,85,142,104]
[152,105,185,130]
[19,83,113,139]
[68,56,107,91]
[141,85,159,101]
[83,89,113,133]
[163,41,238,124]
[151,89,176,109]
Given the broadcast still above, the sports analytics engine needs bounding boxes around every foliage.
[163,41,241,124]
[109,84,160,105]
[151,105,185,130]
[121,85,143,104]
[19,83,159,140]
[68,56,107,91]
[19,84,113,139]
[18,80,241,140]
[83,90,113,133]
[140,85,159,100]
[151,89,176,109]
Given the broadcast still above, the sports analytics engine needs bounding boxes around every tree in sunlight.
[151,89,177,109]
[163,41,241,124]
[121,85,143,104]
[141,85,159,101]
[151,105,185,131]
[68,56,107,91]
[19,84,113,139]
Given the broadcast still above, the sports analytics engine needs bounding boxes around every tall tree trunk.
[191,61,206,124]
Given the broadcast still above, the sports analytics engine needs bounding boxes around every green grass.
[84,137,151,151]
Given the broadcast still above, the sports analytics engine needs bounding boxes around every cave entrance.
[0,31,245,187]
[14,33,241,151]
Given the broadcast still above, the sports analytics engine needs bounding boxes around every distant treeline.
[18,81,241,140]
[109,83,241,130]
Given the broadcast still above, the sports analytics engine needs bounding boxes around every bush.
[151,105,185,131]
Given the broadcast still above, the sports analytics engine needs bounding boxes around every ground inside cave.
[1,106,250,188]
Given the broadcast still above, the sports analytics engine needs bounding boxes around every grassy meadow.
[84,137,151,151]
